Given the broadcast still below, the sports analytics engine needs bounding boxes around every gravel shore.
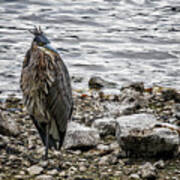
[0,82,179,180]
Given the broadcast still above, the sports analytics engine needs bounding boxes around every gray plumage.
[20,26,73,159]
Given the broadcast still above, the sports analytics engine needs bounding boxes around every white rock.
[47,169,58,175]
[116,113,179,157]
[98,156,109,165]
[27,165,43,176]
[35,175,55,180]
[129,173,140,180]
[63,122,100,150]
[97,144,109,151]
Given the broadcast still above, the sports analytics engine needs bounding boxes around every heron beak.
[44,44,58,54]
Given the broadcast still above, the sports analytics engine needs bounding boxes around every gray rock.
[154,160,165,169]
[161,88,180,102]
[0,111,19,137]
[139,162,157,180]
[88,76,116,89]
[35,175,55,180]
[173,103,180,119]
[98,156,109,165]
[63,122,100,150]
[92,117,116,136]
[27,165,43,176]
[121,82,144,92]
[47,169,58,175]
[97,144,110,151]
[129,173,140,180]
[116,113,179,157]
[119,85,148,115]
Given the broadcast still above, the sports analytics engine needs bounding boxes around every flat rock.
[63,122,100,150]
[0,111,18,137]
[35,175,55,180]
[92,117,116,136]
[116,113,179,157]
[27,165,43,176]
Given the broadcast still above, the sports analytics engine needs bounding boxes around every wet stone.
[88,76,116,89]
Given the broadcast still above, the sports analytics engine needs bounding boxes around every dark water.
[1,0,180,97]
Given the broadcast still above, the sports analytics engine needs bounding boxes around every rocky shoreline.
[0,81,180,180]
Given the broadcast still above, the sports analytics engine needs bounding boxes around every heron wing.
[46,54,73,145]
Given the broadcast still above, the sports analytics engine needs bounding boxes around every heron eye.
[38,42,44,46]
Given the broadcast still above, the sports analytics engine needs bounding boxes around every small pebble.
[27,165,43,176]
[154,160,165,169]
[35,175,54,180]
[129,173,140,180]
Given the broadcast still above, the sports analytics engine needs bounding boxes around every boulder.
[92,117,116,136]
[116,113,179,157]
[0,111,18,137]
[88,76,116,89]
[63,122,100,150]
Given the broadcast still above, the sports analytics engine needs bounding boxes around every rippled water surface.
[1,0,180,97]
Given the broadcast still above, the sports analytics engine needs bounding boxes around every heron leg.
[44,123,49,160]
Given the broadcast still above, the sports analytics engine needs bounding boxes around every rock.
[98,156,109,165]
[79,165,87,172]
[27,165,43,176]
[35,175,55,180]
[153,160,165,169]
[129,173,140,180]
[139,162,157,180]
[38,161,48,168]
[173,103,180,119]
[72,76,83,83]
[0,111,19,137]
[116,113,179,157]
[119,85,148,115]
[161,88,180,102]
[121,82,144,92]
[88,76,116,89]
[63,122,100,150]
[92,117,116,136]
[97,144,109,151]
[47,169,58,175]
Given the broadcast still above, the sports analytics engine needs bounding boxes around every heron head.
[29,26,58,53]
[29,26,50,46]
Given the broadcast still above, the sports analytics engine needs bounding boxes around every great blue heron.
[20,26,73,159]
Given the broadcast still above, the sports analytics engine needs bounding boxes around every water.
[1,0,180,97]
